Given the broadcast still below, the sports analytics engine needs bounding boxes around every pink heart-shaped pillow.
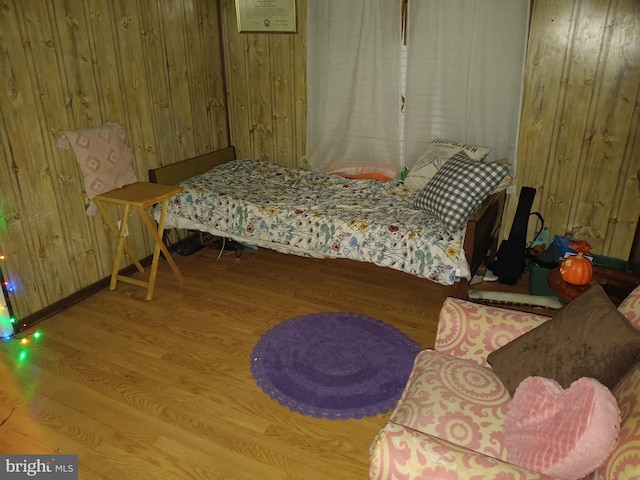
[504,376,620,480]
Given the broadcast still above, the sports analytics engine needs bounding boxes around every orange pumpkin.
[560,252,593,285]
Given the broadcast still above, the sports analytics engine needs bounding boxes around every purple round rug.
[250,312,420,420]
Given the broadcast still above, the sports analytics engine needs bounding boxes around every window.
[307,0,529,179]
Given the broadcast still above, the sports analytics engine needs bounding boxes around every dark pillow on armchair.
[487,284,640,396]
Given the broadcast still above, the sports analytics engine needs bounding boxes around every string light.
[0,253,44,363]
[0,251,25,341]
[9,330,43,363]
[15,330,42,344]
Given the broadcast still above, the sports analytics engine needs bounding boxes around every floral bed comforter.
[158,159,470,285]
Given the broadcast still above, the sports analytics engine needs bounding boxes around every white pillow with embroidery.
[404,138,492,191]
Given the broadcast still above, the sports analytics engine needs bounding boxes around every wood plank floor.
[0,247,457,479]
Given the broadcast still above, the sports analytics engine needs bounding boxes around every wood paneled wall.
[1,0,639,321]
[221,0,307,168]
[501,0,640,259]
[0,0,229,318]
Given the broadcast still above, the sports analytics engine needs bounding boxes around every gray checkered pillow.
[414,151,510,232]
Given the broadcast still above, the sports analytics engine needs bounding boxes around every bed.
[149,147,506,294]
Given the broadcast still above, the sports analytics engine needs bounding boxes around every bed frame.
[149,146,505,298]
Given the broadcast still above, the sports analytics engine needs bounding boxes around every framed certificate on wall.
[235,0,297,33]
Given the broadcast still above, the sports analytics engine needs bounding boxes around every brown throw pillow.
[487,284,640,396]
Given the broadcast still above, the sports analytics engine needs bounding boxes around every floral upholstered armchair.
[369,285,640,480]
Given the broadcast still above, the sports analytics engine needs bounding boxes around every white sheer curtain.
[404,0,530,167]
[306,1,403,173]
[306,1,529,174]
